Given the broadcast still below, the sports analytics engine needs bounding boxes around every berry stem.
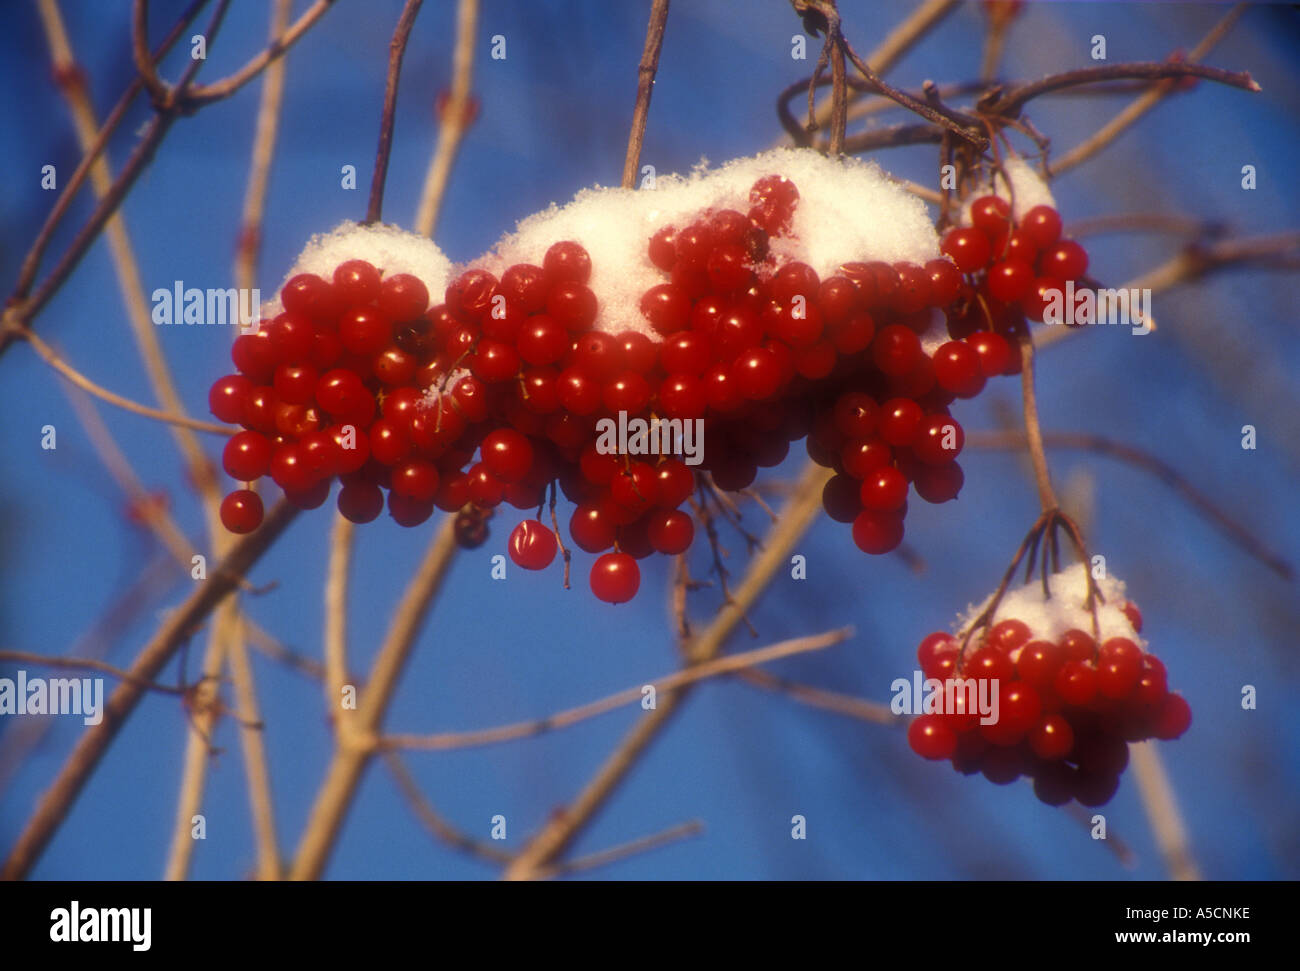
[1017,330,1059,514]
[365,0,424,226]
[621,0,671,190]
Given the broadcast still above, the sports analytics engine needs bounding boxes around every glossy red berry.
[332,260,381,306]
[1020,205,1063,249]
[337,482,384,524]
[986,618,1032,655]
[1055,660,1098,706]
[970,195,1012,237]
[220,489,264,533]
[209,374,252,424]
[871,324,922,377]
[986,259,1034,303]
[1028,714,1075,760]
[1152,693,1192,740]
[646,508,694,555]
[851,509,904,554]
[912,414,964,465]
[509,519,558,570]
[908,715,957,760]
[1039,240,1088,281]
[482,429,534,483]
[933,341,985,397]
[378,273,430,321]
[940,228,992,272]
[223,431,273,481]
[543,241,592,284]
[1016,640,1064,688]
[859,466,908,512]
[590,552,640,604]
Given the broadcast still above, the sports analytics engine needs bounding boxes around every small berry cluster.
[907,602,1192,806]
[940,195,1091,333]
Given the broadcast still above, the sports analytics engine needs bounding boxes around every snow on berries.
[207,147,1081,603]
[905,564,1191,806]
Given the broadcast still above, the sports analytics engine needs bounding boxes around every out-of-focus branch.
[383,628,850,751]
[382,751,513,865]
[1129,741,1201,880]
[737,668,898,725]
[2,499,299,880]
[542,820,703,878]
[414,0,479,236]
[1050,6,1247,176]
[0,650,189,696]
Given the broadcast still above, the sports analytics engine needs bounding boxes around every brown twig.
[2,499,298,880]
[737,668,898,725]
[381,751,514,865]
[366,0,424,226]
[383,629,850,751]
[543,820,703,878]
[0,650,191,696]
[622,0,670,188]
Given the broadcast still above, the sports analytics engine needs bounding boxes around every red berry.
[654,459,695,508]
[547,280,598,330]
[911,461,964,503]
[639,283,691,335]
[851,509,903,554]
[1097,637,1142,699]
[646,508,694,555]
[557,368,602,415]
[986,259,1034,303]
[817,276,860,323]
[871,324,922,376]
[570,502,617,552]
[912,414,964,465]
[1028,714,1075,760]
[1016,640,1064,688]
[281,274,339,321]
[590,552,640,603]
[339,307,392,356]
[378,273,430,321]
[706,243,752,292]
[1152,693,1192,740]
[827,312,874,354]
[987,618,1032,654]
[543,241,592,284]
[209,374,252,424]
[604,371,652,414]
[391,459,441,502]
[712,305,762,358]
[970,195,1012,237]
[389,491,434,527]
[821,474,861,523]
[966,330,1014,377]
[467,462,505,507]
[1039,240,1088,281]
[648,226,677,271]
[658,373,707,419]
[908,714,957,760]
[332,260,381,306]
[941,228,992,272]
[470,339,521,383]
[231,332,278,383]
[1055,660,1098,706]
[982,681,1040,746]
[892,262,932,314]
[878,398,922,447]
[1059,628,1096,662]
[1020,205,1062,249]
[964,646,1014,683]
[482,429,534,483]
[1120,601,1144,633]
[832,392,877,440]
[337,482,384,524]
[220,489,263,533]
[840,437,891,480]
[498,263,548,313]
[859,467,908,511]
[509,519,558,570]
[733,347,782,400]
[223,431,273,481]
[660,331,711,376]
[924,259,962,307]
[933,341,985,397]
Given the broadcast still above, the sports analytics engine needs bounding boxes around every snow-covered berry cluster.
[906,564,1191,806]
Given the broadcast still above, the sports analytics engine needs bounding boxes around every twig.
[288,514,459,880]
[1129,741,1201,880]
[181,0,337,107]
[981,61,1259,118]
[414,0,480,236]
[366,0,425,226]
[543,820,703,878]
[8,324,232,435]
[2,499,298,880]
[965,429,1293,579]
[13,0,204,302]
[381,751,513,865]
[224,615,280,880]
[235,0,294,296]
[324,514,355,727]
[131,0,172,105]
[621,0,670,188]
[1018,332,1057,512]
[502,460,833,880]
[0,650,189,696]
[383,629,850,751]
[737,668,898,725]
[1049,6,1247,176]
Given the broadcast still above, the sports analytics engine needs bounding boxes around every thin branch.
[737,668,898,725]
[224,615,281,880]
[0,650,190,696]
[1049,5,1247,176]
[288,514,459,880]
[383,629,851,751]
[13,0,204,302]
[982,61,1259,118]
[1017,331,1057,513]
[131,0,172,105]
[381,751,513,865]
[543,820,703,878]
[965,429,1293,579]
[1129,741,1201,880]
[324,514,355,728]
[235,0,294,296]
[621,0,670,189]
[2,499,298,880]
[503,460,834,880]
[7,325,233,435]
[366,0,425,226]
[181,0,337,106]
[414,0,480,236]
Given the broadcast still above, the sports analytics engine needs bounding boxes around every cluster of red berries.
[906,602,1192,806]
[206,177,1065,602]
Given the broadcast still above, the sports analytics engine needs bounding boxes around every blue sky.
[1,1,1297,879]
